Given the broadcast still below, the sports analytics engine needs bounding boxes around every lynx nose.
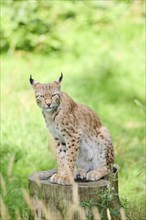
[45,100,51,107]
[46,103,51,107]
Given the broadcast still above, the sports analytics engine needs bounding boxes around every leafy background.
[1,0,145,219]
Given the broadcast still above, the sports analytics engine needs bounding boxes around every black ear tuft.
[29,75,34,85]
[59,72,63,83]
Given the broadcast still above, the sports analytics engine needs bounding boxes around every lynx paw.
[86,170,101,181]
[74,169,87,180]
[50,173,71,185]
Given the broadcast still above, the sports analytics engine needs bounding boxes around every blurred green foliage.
[1,0,145,54]
[1,0,145,219]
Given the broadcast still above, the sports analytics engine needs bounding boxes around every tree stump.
[28,168,121,220]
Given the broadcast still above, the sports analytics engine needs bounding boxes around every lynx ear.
[29,75,39,86]
[56,72,63,84]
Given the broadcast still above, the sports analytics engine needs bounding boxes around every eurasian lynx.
[30,73,114,185]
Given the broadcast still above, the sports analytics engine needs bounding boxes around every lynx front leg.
[65,138,80,176]
[50,142,71,185]
[57,137,80,185]
[50,136,80,185]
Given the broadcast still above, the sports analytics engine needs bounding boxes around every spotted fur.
[30,74,114,185]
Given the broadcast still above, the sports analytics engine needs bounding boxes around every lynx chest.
[42,111,64,142]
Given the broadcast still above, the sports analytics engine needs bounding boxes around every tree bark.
[28,168,121,220]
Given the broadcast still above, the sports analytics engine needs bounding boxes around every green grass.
[1,1,145,219]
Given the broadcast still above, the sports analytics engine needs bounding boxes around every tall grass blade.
[0,173,7,196]
[120,207,126,220]
[0,196,10,220]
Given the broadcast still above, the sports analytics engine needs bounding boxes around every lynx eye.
[51,94,57,97]
[36,95,44,98]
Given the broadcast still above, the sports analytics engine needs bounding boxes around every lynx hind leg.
[86,166,110,181]
[98,126,114,166]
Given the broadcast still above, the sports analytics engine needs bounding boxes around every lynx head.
[30,73,63,112]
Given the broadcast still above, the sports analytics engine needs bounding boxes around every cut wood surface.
[28,168,121,220]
